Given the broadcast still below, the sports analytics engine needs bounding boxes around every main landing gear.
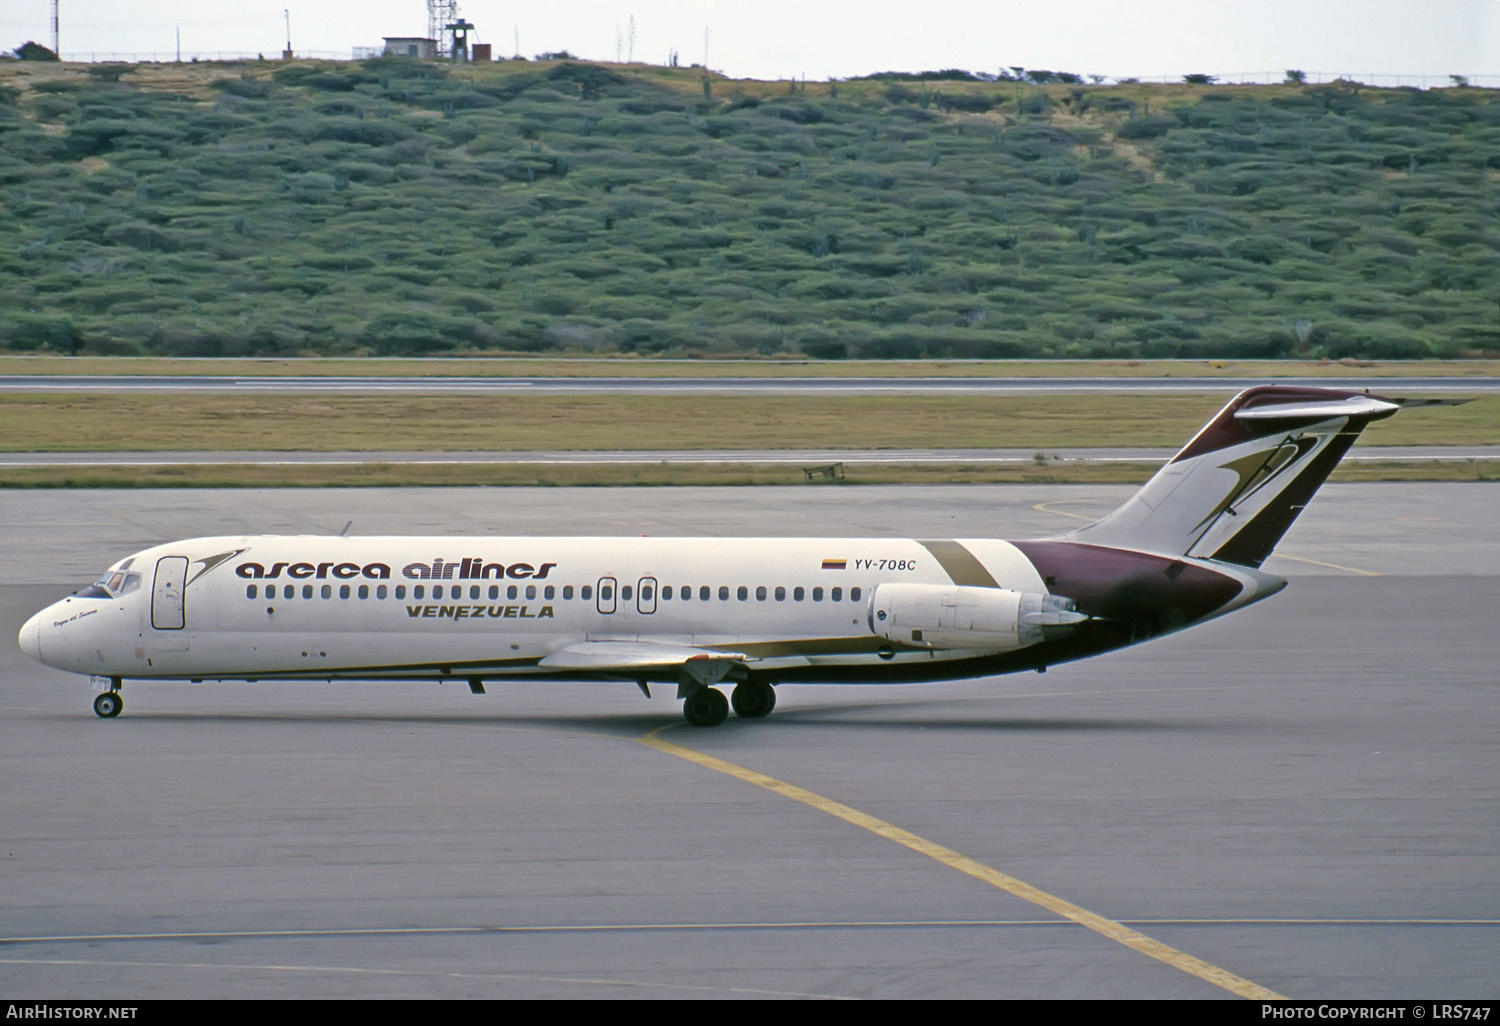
[682,686,728,727]
[730,680,776,719]
[93,678,124,718]
[681,681,776,727]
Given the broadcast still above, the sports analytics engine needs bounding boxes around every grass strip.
[1,393,1493,453]
[2,356,1498,380]
[0,461,1492,490]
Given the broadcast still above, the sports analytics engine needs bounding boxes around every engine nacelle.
[867,583,1087,651]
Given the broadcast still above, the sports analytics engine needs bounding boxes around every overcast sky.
[4,1,1497,82]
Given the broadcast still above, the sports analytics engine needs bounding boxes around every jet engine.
[867,583,1088,651]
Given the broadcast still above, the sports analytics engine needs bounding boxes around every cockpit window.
[82,570,142,599]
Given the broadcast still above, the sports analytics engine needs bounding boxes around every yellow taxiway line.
[640,728,1286,1000]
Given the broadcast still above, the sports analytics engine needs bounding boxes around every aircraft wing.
[539,640,754,673]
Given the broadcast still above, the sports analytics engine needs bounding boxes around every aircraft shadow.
[65,706,1246,738]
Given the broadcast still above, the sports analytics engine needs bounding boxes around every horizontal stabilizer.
[539,640,753,671]
[1389,396,1474,408]
[1233,395,1398,421]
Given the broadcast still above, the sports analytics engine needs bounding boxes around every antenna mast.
[52,0,59,59]
[428,1,459,59]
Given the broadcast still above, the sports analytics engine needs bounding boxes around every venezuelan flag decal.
[820,558,847,571]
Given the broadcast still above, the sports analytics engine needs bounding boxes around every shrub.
[210,76,271,99]
[1115,116,1176,140]
[14,41,58,61]
[2,313,81,351]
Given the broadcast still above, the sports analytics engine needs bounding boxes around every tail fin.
[1071,385,1398,568]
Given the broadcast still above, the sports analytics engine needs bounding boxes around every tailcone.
[1013,539,1251,636]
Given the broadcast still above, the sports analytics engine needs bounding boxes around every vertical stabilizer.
[1070,386,1398,567]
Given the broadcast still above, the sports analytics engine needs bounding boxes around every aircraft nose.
[18,612,43,663]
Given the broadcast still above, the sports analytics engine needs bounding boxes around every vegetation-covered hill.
[2,59,1497,359]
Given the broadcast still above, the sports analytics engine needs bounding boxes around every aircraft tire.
[93,692,123,719]
[682,687,729,727]
[731,681,776,719]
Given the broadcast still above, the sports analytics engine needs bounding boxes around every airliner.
[19,385,1407,726]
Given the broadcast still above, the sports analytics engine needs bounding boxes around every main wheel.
[682,687,729,727]
[731,681,776,719]
[93,692,123,719]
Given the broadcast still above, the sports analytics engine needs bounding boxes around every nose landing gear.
[92,678,123,718]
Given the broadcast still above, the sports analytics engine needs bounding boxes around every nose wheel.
[93,691,123,718]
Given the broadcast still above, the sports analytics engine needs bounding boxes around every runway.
[2,485,1497,998]
[1,374,1495,395]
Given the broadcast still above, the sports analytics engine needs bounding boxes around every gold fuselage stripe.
[917,539,999,588]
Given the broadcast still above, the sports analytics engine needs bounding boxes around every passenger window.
[321,584,332,599]
[582,585,593,600]
[340,585,351,599]
[832,587,842,602]
[470,585,480,600]
[544,585,555,600]
[377,585,388,599]
[302,584,313,599]
[813,587,824,601]
[414,585,425,600]
[601,585,613,601]
[641,585,653,601]
[526,585,536,600]
[433,585,443,600]
[755,586,767,601]
[508,585,518,600]
[359,585,370,600]
[563,585,574,600]
[794,586,804,601]
[775,586,786,601]
[622,585,633,601]
[662,586,672,600]
[702,586,712,601]
[489,585,500,600]
[851,586,862,601]
[737,586,748,601]
[246,585,257,599]
[718,586,729,600]
[396,585,407,600]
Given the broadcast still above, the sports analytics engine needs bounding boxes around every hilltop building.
[381,37,438,58]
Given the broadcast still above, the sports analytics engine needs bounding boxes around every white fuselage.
[23,535,1061,683]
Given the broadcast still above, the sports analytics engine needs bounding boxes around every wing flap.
[539,640,753,671]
